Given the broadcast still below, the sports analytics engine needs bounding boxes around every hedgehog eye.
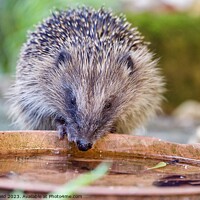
[104,101,112,110]
[56,50,72,67]
[70,96,77,106]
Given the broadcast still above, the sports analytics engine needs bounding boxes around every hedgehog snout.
[76,139,93,151]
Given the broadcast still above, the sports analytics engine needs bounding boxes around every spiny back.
[24,7,144,58]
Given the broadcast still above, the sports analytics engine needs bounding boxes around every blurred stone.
[173,100,200,124]
[188,126,200,143]
[143,115,196,144]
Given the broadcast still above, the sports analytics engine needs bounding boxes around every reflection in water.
[0,155,200,187]
[153,174,200,187]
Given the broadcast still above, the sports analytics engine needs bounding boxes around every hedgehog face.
[55,85,121,151]
[55,89,118,151]
[54,47,136,151]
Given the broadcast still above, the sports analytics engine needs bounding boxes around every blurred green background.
[0,0,200,113]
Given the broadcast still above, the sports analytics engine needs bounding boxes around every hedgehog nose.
[76,140,93,151]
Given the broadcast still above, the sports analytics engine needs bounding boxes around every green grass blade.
[48,162,110,200]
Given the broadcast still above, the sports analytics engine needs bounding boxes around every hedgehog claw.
[57,125,67,140]
[110,126,117,133]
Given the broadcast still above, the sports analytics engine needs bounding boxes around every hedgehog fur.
[8,7,164,151]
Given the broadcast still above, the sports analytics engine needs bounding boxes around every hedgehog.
[8,7,164,151]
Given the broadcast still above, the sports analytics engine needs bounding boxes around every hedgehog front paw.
[110,126,117,133]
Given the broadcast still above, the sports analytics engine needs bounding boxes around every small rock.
[173,100,200,123]
[188,126,200,143]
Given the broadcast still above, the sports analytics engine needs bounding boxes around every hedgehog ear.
[126,55,135,75]
[56,50,72,67]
